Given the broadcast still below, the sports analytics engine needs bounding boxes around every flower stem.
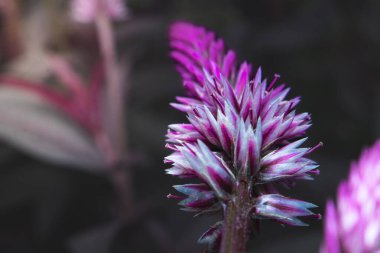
[95,10,125,155]
[94,129,134,218]
[109,162,134,218]
[0,0,22,59]
[220,178,252,253]
[95,11,134,218]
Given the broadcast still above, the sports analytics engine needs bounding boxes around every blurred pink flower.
[321,141,380,253]
[71,0,127,23]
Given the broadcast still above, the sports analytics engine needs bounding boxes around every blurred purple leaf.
[0,87,107,170]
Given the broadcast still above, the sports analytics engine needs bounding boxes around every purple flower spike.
[166,22,321,251]
[321,141,380,253]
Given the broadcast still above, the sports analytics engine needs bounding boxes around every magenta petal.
[321,201,340,253]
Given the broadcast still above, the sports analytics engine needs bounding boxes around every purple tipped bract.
[321,141,380,253]
[166,22,321,249]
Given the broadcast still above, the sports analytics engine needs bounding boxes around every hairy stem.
[220,178,252,253]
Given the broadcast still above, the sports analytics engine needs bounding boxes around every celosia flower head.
[165,22,321,249]
[321,141,380,253]
[71,0,127,23]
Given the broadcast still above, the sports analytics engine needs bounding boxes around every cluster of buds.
[321,141,380,253]
[165,22,321,250]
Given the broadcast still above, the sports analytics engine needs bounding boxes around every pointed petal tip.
[167,193,184,200]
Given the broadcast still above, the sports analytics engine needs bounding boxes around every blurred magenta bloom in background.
[321,141,380,253]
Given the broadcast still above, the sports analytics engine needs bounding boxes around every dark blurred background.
[0,0,380,252]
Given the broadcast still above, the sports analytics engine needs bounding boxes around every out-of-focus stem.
[0,0,22,58]
[108,162,134,218]
[95,11,125,155]
[94,120,134,218]
[95,10,133,218]
[220,178,252,253]
[94,129,118,166]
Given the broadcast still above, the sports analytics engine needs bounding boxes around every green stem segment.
[220,179,252,253]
